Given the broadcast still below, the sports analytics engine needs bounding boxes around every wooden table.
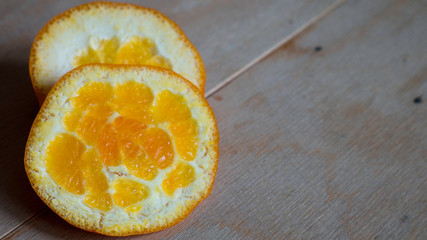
[0,0,425,239]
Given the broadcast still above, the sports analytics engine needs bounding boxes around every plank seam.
[0,208,48,240]
[205,0,346,98]
[0,1,346,238]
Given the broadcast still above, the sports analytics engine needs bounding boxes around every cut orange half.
[25,64,218,236]
[29,1,205,104]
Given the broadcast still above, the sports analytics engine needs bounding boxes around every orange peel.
[25,64,218,236]
[29,1,206,104]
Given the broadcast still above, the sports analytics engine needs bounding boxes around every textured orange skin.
[24,64,218,236]
[29,1,206,105]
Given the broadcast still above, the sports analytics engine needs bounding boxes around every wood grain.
[0,0,338,238]
[0,0,337,91]
[3,0,426,239]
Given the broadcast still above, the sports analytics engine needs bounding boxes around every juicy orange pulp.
[162,162,195,196]
[73,36,172,69]
[112,178,150,208]
[46,80,199,211]
[45,134,86,195]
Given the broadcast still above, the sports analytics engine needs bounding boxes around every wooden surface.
[0,0,336,237]
[0,0,426,239]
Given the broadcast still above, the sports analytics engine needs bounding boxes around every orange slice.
[29,1,205,104]
[25,64,218,236]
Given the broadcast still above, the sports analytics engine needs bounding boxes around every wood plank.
[5,0,427,239]
[0,0,337,91]
[0,0,338,237]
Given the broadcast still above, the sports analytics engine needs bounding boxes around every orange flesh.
[46,81,199,211]
[124,156,158,181]
[114,81,155,124]
[113,116,146,143]
[81,149,112,211]
[76,114,109,145]
[170,118,199,161]
[97,124,120,166]
[153,90,192,122]
[45,134,86,194]
[71,82,113,109]
[63,111,82,131]
[141,127,174,169]
[162,162,195,195]
[112,178,149,207]
[84,192,113,211]
[73,36,172,70]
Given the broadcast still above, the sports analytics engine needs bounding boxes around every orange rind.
[29,1,205,104]
[25,64,218,236]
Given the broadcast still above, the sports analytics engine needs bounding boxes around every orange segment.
[76,114,108,145]
[112,178,150,207]
[153,90,191,123]
[96,37,120,63]
[123,155,158,181]
[63,110,82,131]
[170,118,199,161]
[45,134,86,194]
[73,37,120,66]
[145,55,172,69]
[73,37,121,66]
[97,124,120,166]
[84,192,113,211]
[125,205,142,213]
[83,172,109,192]
[115,36,156,65]
[114,81,154,108]
[74,36,172,70]
[74,102,113,145]
[118,139,144,159]
[169,118,198,138]
[30,1,206,106]
[74,47,99,66]
[113,116,146,143]
[119,105,154,124]
[174,138,198,161]
[113,117,148,160]
[80,149,109,192]
[113,81,154,123]
[86,104,113,119]
[71,82,113,110]
[141,127,174,169]
[26,64,217,236]
[162,162,195,195]
[81,149,112,211]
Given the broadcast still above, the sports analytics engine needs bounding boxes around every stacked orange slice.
[25,2,218,237]
[25,64,218,236]
[29,1,205,104]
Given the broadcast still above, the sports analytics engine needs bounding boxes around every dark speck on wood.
[413,96,422,104]
[400,215,409,222]
[213,95,223,101]
[314,46,323,52]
